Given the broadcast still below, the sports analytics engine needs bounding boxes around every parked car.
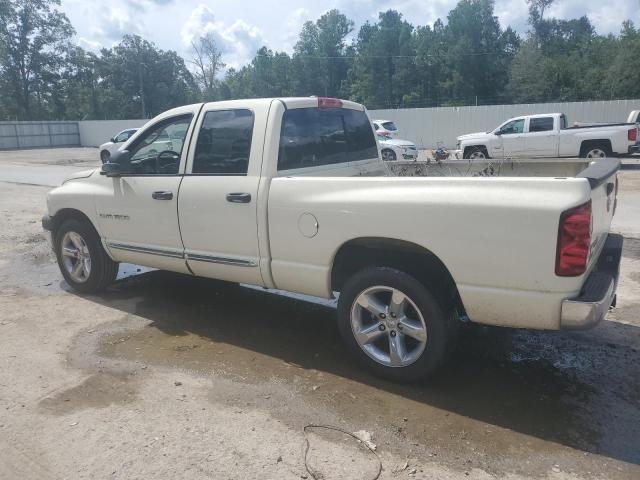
[373,119,399,138]
[377,134,418,161]
[43,97,622,382]
[456,113,639,159]
[99,129,138,163]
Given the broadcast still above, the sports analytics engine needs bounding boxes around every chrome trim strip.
[185,252,257,267]
[107,242,184,259]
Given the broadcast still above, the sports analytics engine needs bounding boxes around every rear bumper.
[560,233,623,330]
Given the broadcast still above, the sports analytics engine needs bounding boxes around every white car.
[456,113,639,160]
[43,97,622,382]
[377,134,417,161]
[99,129,138,163]
[373,119,399,139]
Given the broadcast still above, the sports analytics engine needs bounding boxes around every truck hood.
[62,168,98,184]
[457,131,490,141]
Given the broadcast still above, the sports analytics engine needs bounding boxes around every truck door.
[178,99,271,285]
[94,110,199,273]
[494,118,525,157]
[524,116,557,156]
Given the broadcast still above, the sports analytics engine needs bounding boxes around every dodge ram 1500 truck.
[457,112,638,160]
[43,98,623,382]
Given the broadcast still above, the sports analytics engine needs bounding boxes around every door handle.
[152,191,173,200]
[226,192,251,203]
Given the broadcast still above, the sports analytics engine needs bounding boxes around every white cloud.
[90,6,144,44]
[181,4,265,69]
[283,8,311,50]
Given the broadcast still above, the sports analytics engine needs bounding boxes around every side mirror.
[100,150,132,177]
[494,130,502,136]
[110,137,116,143]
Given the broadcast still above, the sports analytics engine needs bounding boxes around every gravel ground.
[0,149,639,479]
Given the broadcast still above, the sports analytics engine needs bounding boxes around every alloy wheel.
[350,286,428,367]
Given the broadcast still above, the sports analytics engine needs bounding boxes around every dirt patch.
[38,372,138,415]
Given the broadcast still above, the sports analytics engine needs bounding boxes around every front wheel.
[54,219,119,293]
[464,147,487,160]
[381,149,397,161]
[337,267,456,382]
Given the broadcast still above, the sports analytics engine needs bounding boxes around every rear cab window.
[528,117,555,132]
[277,106,378,173]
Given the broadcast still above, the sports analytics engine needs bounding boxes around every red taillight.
[629,128,638,142]
[556,201,592,276]
[318,97,342,108]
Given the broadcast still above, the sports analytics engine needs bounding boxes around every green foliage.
[0,0,638,120]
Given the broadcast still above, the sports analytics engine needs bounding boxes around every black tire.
[463,146,488,160]
[580,143,612,159]
[337,266,457,382]
[54,219,119,293]
[381,149,397,161]
[100,150,110,163]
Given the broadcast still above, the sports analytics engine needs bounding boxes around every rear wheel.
[100,150,110,163]
[54,219,118,293]
[381,149,397,161]
[581,143,611,159]
[337,266,457,382]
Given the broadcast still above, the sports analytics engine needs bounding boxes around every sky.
[60,0,640,71]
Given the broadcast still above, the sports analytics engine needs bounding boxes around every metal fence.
[0,121,80,150]
[369,99,640,149]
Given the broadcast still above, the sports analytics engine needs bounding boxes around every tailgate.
[577,159,620,272]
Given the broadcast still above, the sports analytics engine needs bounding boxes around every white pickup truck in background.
[43,97,622,382]
[457,112,639,159]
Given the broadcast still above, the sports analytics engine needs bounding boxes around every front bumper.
[560,233,622,329]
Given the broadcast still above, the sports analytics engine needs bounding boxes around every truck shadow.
[83,269,640,467]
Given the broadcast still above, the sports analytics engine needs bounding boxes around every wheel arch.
[463,145,489,159]
[579,139,613,156]
[330,237,464,312]
[50,208,98,238]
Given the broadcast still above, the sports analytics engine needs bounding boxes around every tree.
[0,0,74,119]
[291,9,353,97]
[98,35,198,119]
[347,10,416,108]
[190,33,225,101]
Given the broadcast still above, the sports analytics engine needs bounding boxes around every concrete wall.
[78,119,147,148]
[369,99,640,149]
[0,121,80,150]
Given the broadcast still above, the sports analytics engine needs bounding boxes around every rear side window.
[193,109,254,174]
[529,117,554,132]
[278,108,377,171]
[381,121,397,131]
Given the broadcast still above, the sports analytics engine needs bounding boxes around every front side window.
[126,114,192,175]
[278,108,377,171]
[192,109,254,175]
[529,117,554,132]
[499,119,524,135]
